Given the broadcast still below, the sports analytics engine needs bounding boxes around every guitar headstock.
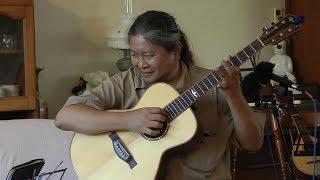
[261,15,304,45]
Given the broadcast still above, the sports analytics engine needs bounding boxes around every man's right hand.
[125,107,167,136]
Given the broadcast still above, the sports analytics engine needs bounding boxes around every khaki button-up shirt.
[65,63,265,180]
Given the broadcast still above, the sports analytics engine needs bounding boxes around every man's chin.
[142,76,157,84]
[143,78,155,84]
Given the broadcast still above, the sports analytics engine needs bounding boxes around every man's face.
[129,35,178,84]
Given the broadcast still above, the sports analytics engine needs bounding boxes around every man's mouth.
[141,71,153,78]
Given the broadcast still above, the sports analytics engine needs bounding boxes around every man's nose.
[138,56,148,68]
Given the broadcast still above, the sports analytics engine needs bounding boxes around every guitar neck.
[291,113,313,145]
[162,14,305,120]
[164,37,266,120]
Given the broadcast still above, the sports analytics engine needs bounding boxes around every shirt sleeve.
[64,76,124,110]
[217,89,266,151]
[231,109,266,151]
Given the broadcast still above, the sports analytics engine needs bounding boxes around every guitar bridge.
[109,132,137,169]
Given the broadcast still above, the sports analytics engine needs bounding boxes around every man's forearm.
[55,104,129,135]
[227,95,263,151]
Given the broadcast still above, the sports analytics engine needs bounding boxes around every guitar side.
[70,83,198,180]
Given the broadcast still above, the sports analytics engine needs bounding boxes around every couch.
[0,119,78,180]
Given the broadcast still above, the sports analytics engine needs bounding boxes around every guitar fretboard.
[163,38,266,120]
[291,113,313,145]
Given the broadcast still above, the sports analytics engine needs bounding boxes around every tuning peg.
[262,27,268,32]
[292,16,305,25]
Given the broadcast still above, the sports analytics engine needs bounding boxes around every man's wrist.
[225,91,246,104]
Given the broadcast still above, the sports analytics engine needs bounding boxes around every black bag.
[6,159,45,180]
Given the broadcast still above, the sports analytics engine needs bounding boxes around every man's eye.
[131,54,138,58]
[144,54,155,58]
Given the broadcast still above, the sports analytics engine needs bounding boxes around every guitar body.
[292,139,320,179]
[70,83,197,180]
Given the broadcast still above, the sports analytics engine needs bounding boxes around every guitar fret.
[249,44,257,52]
[203,78,212,89]
[242,49,250,58]
[229,56,240,67]
[238,51,247,60]
[166,106,175,118]
[258,37,266,47]
[174,100,182,112]
[168,111,174,119]
[184,93,193,104]
[196,84,205,94]
[200,81,209,91]
[252,39,262,50]
[212,74,220,83]
[190,87,201,99]
[165,107,174,119]
[170,103,179,117]
[187,91,196,101]
[177,97,187,109]
[216,73,222,82]
[235,54,243,63]
[244,46,255,56]
[180,96,189,107]
[206,77,214,86]
[169,103,179,116]
[228,59,235,66]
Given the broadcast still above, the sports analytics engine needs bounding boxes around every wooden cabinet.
[0,0,38,119]
[285,0,320,88]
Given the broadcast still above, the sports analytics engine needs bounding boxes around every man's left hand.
[216,60,242,100]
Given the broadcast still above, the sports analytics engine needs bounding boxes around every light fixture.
[106,0,133,71]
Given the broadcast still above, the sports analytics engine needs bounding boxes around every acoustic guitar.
[291,112,320,179]
[273,91,319,179]
[70,15,304,180]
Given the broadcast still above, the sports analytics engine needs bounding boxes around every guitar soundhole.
[141,122,169,141]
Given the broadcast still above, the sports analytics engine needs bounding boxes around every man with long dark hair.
[56,11,265,179]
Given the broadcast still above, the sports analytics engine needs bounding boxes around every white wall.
[34,0,284,118]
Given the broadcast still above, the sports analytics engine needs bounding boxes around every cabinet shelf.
[0,96,36,112]
[0,49,23,54]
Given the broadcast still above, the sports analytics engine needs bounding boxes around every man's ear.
[173,42,182,61]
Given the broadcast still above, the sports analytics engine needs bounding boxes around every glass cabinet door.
[0,3,37,115]
[0,14,24,97]
[0,0,39,119]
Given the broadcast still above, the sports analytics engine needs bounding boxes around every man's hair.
[128,11,194,68]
